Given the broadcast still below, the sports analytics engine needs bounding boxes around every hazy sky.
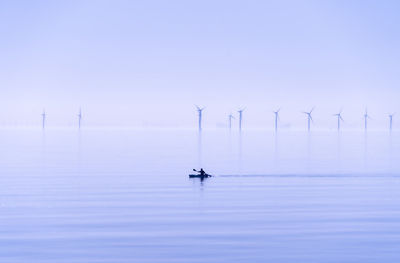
[1,0,400,129]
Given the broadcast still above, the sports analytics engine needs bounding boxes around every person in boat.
[191,168,210,178]
[199,168,206,177]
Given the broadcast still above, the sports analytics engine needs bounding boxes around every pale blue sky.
[1,0,400,129]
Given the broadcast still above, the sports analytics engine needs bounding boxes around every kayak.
[189,174,212,178]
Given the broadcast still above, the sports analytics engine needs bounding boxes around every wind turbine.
[196,105,205,132]
[273,109,280,132]
[389,113,395,131]
[302,107,314,132]
[238,108,245,132]
[333,110,344,131]
[364,109,371,131]
[228,113,235,130]
[78,108,82,129]
[41,109,46,129]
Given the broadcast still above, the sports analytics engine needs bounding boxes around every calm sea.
[0,128,399,263]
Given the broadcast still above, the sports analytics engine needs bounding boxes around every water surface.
[0,129,399,263]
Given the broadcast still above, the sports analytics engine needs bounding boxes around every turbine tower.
[302,107,314,132]
[273,109,280,132]
[238,108,245,132]
[228,113,235,130]
[389,113,395,131]
[41,109,46,129]
[364,109,371,131]
[78,108,82,129]
[333,110,344,131]
[196,105,205,132]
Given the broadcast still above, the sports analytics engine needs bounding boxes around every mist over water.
[1,129,400,262]
[2,0,400,261]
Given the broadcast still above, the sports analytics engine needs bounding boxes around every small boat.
[189,174,212,178]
